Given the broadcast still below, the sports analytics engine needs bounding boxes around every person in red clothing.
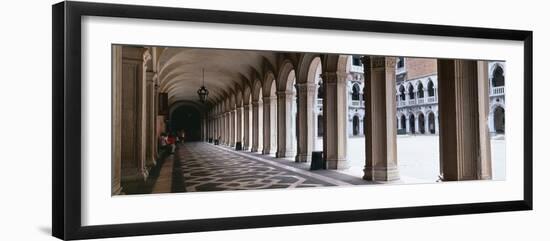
[166,133,176,153]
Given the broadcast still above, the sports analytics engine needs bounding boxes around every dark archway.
[352,83,360,101]
[400,115,406,131]
[170,105,202,141]
[428,80,435,97]
[352,116,360,136]
[399,85,406,101]
[494,106,505,134]
[428,112,436,134]
[417,82,424,98]
[492,65,505,87]
[408,83,415,99]
[409,114,416,134]
[418,113,425,134]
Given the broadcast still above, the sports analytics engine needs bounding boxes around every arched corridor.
[111,45,505,195]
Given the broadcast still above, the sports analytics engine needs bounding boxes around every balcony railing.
[491,86,505,96]
[351,100,361,107]
[427,96,437,103]
[317,99,323,106]
[397,96,437,107]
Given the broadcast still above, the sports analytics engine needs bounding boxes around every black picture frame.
[52,1,533,240]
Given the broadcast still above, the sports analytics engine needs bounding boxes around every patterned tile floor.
[151,142,355,193]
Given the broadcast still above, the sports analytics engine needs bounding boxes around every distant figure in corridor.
[159,133,167,152]
[167,133,176,153]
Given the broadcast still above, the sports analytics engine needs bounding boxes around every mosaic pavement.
[174,142,337,192]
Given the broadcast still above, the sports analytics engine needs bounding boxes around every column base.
[326,159,349,170]
[363,166,400,181]
[251,146,259,153]
[295,153,311,162]
[276,151,296,158]
[111,183,123,195]
[262,149,274,155]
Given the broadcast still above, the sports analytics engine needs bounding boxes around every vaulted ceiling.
[157,47,279,105]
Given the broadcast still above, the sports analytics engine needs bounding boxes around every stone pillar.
[477,61,493,180]
[425,113,430,135]
[223,112,228,145]
[296,83,316,162]
[112,45,123,195]
[362,56,399,181]
[145,71,156,168]
[414,113,420,135]
[119,46,149,192]
[225,112,230,145]
[262,97,276,155]
[243,104,251,150]
[437,59,492,181]
[251,100,260,152]
[236,105,243,148]
[230,109,236,147]
[323,72,349,169]
[276,91,296,157]
[405,115,411,133]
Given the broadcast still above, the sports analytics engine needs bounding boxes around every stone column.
[225,112,230,145]
[323,72,349,169]
[112,45,123,195]
[477,61,493,180]
[405,115,411,133]
[296,83,316,162]
[262,96,275,155]
[118,46,149,193]
[362,56,399,181]
[243,104,251,150]
[145,71,156,168]
[223,112,227,145]
[437,59,492,180]
[425,113,430,135]
[230,109,236,147]
[251,100,260,152]
[236,105,243,148]
[276,91,296,157]
[414,113,420,135]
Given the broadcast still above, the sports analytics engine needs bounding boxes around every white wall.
[0,0,548,240]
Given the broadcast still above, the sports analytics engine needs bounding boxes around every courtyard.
[325,135,506,183]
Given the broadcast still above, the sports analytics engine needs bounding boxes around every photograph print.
[111,45,506,195]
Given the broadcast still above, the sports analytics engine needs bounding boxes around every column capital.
[276,90,294,98]
[321,71,347,84]
[262,96,274,102]
[296,82,316,92]
[361,56,397,70]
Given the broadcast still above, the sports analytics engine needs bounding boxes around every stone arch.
[490,104,505,134]
[408,82,415,99]
[297,54,321,84]
[409,113,416,134]
[252,79,263,101]
[399,85,406,100]
[277,59,296,91]
[352,82,361,101]
[427,111,436,134]
[427,79,436,97]
[400,114,407,131]
[417,81,425,98]
[491,64,505,87]
[418,111,426,134]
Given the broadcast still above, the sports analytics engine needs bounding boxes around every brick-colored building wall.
[405,58,437,80]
